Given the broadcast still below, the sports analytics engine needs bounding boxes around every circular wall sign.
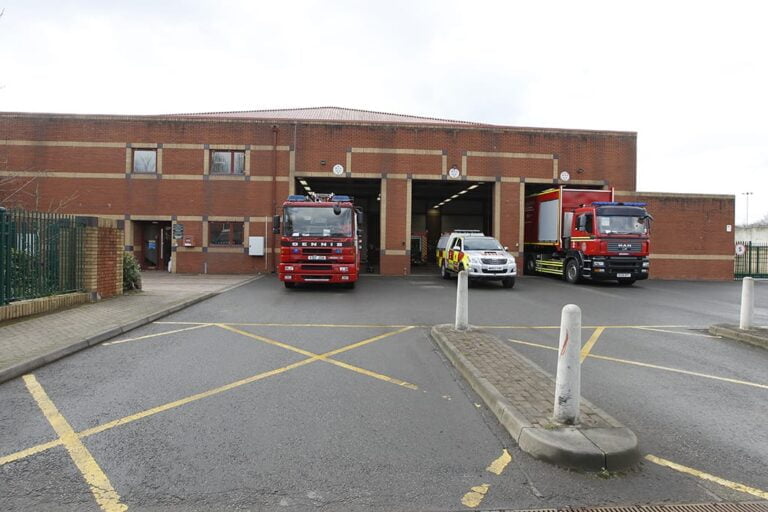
[448,166,461,179]
[735,243,746,256]
[332,164,344,176]
[559,170,571,182]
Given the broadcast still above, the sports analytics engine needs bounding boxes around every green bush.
[123,252,142,291]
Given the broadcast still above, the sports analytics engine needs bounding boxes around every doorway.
[135,221,172,271]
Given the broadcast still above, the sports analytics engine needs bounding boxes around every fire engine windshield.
[597,215,648,235]
[284,206,353,237]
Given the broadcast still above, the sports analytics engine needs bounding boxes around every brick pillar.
[82,224,99,299]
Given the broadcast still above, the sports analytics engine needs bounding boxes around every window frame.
[132,149,158,174]
[208,221,244,246]
[210,150,245,175]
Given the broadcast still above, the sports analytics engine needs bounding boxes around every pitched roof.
[165,106,486,127]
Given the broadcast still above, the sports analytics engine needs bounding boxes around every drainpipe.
[272,125,278,273]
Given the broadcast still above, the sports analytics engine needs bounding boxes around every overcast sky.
[1,1,765,225]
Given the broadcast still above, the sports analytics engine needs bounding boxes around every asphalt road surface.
[1,275,766,511]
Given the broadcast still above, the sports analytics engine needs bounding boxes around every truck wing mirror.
[272,215,281,234]
[333,204,341,215]
[356,210,364,226]
[577,216,586,231]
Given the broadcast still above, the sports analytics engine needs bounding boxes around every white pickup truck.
[436,230,517,288]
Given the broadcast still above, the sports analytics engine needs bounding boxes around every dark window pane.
[133,150,157,173]
[209,222,243,245]
[231,222,244,244]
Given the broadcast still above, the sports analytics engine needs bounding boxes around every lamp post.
[742,192,754,225]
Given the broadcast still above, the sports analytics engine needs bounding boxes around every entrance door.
[137,221,172,270]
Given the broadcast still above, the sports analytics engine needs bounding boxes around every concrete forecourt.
[0,273,766,511]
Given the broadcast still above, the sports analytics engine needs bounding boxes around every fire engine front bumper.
[588,257,649,281]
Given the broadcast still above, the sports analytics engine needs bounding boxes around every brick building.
[0,107,735,280]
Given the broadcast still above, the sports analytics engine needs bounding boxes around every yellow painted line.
[633,326,721,338]
[486,449,512,475]
[23,375,128,512]
[156,321,423,328]
[461,483,490,508]
[103,324,213,346]
[580,327,605,363]
[80,358,317,438]
[2,327,416,467]
[507,339,768,390]
[645,454,768,499]
[217,324,418,390]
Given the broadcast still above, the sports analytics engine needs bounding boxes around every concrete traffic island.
[708,324,768,349]
[430,324,640,471]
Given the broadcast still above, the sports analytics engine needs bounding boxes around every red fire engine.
[273,193,362,288]
[524,187,652,285]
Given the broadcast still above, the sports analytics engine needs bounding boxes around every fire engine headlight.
[642,261,650,268]
[340,266,349,272]
[285,266,294,271]
[593,260,605,267]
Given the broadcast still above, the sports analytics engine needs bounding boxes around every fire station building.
[0,107,735,280]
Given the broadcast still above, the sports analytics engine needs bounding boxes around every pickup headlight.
[469,255,482,264]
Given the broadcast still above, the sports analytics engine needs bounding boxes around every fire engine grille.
[492,502,768,512]
[605,257,643,271]
[607,240,642,252]
[303,248,332,254]
[482,258,507,265]
[301,264,332,271]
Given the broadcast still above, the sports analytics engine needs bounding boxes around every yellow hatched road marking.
[507,339,768,390]
[1,326,416,467]
[23,375,127,512]
[486,449,512,475]
[103,324,213,346]
[216,324,418,390]
[645,454,768,499]
[580,327,605,363]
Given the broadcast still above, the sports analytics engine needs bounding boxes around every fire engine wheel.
[525,255,537,275]
[618,279,636,286]
[343,282,355,289]
[565,260,582,284]
[441,262,451,280]
[284,281,295,289]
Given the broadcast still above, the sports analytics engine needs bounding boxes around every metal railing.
[0,208,86,305]
[735,240,768,279]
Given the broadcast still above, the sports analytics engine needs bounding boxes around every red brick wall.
[618,192,735,280]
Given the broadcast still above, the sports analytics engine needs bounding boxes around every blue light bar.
[592,201,647,207]
[332,195,351,202]
[287,195,306,201]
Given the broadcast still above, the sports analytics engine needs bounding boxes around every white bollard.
[740,277,755,330]
[455,270,469,331]
[553,304,582,425]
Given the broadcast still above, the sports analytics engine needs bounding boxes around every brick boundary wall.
[0,217,123,323]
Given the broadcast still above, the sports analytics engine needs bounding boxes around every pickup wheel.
[284,281,295,289]
[441,262,451,280]
[565,260,582,284]
[502,277,515,289]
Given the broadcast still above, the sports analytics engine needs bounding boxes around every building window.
[211,150,245,175]
[209,221,244,246]
[133,149,157,173]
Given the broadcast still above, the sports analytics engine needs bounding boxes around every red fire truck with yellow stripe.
[273,193,362,289]
[524,187,652,285]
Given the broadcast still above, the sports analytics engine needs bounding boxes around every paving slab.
[0,272,260,384]
[430,324,639,471]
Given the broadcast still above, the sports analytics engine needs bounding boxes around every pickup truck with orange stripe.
[436,230,517,288]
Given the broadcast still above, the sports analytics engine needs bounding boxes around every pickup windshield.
[284,206,353,237]
[463,238,504,251]
[597,215,648,235]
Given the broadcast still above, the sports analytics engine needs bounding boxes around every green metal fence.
[735,240,768,279]
[0,208,86,305]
